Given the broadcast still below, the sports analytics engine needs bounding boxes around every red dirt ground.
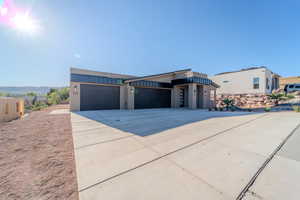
[0,105,79,200]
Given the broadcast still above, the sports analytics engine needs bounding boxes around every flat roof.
[124,69,191,83]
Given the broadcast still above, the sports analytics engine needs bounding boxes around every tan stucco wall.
[211,68,273,95]
[0,98,24,122]
[280,76,300,89]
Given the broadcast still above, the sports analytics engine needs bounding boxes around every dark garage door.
[80,84,120,111]
[134,87,171,109]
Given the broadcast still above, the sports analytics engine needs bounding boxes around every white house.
[211,67,280,95]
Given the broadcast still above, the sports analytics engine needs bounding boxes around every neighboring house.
[70,68,219,111]
[279,76,300,89]
[210,67,280,95]
[0,97,24,122]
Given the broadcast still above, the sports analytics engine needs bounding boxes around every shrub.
[268,93,284,105]
[264,107,271,112]
[293,106,300,112]
[223,98,234,111]
[286,94,295,99]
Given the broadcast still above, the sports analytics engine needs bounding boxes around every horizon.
[1,0,300,87]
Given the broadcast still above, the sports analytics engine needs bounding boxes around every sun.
[11,13,39,34]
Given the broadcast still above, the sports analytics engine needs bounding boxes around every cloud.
[74,53,81,59]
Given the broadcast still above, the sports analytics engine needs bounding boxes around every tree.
[47,91,61,105]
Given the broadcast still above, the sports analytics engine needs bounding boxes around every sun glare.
[11,13,39,34]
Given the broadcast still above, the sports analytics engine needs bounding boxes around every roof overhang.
[124,69,191,83]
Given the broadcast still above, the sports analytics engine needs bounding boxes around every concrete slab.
[246,156,300,200]
[168,141,266,199]
[74,137,159,190]
[49,109,69,115]
[212,112,300,157]
[71,109,300,200]
[79,159,230,200]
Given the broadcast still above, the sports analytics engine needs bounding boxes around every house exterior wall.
[0,98,24,122]
[211,68,275,95]
[70,68,217,111]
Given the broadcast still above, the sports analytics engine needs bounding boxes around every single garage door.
[80,84,120,111]
[134,87,171,109]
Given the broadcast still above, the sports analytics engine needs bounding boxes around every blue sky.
[0,0,299,86]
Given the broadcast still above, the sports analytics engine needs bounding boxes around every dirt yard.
[0,105,78,200]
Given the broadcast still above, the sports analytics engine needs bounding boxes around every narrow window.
[253,77,260,89]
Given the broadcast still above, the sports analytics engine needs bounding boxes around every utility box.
[0,97,24,122]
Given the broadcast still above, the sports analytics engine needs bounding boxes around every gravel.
[0,105,78,200]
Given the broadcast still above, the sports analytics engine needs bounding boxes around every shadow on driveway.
[74,109,255,137]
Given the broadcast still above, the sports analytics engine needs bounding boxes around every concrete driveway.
[71,109,300,200]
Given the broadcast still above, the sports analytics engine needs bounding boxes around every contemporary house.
[210,67,280,95]
[70,68,219,111]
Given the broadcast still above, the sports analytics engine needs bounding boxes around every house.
[210,67,280,95]
[279,76,300,89]
[70,68,219,111]
[0,97,24,122]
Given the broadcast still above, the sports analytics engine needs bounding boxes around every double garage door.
[134,87,171,109]
[80,84,171,111]
[80,84,120,111]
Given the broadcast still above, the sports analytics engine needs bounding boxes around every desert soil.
[0,105,78,200]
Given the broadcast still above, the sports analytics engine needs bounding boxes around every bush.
[47,87,69,105]
[223,98,234,111]
[293,106,300,112]
[32,102,48,111]
[286,94,295,99]
[264,107,271,112]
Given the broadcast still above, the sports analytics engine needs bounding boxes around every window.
[223,80,229,83]
[253,77,260,89]
[289,85,294,88]
[16,102,19,113]
[266,78,269,89]
[295,86,300,89]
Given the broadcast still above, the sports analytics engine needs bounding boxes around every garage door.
[80,84,120,111]
[134,87,171,109]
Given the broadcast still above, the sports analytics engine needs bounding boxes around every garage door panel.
[80,84,120,111]
[134,88,171,109]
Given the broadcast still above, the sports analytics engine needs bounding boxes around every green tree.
[58,87,70,101]
[47,91,61,105]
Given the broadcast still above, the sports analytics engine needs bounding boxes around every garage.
[134,87,171,109]
[80,84,120,111]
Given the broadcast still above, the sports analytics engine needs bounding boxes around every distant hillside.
[0,87,65,95]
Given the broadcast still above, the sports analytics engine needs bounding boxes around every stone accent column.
[70,82,80,111]
[126,84,135,110]
[188,83,197,109]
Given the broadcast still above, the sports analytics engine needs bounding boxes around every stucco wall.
[211,68,271,94]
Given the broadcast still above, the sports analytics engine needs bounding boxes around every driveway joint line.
[236,122,300,200]
[75,135,134,150]
[79,113,268,193]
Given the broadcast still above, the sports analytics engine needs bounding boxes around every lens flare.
[0,0,41,35]
[11,13,38,34]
